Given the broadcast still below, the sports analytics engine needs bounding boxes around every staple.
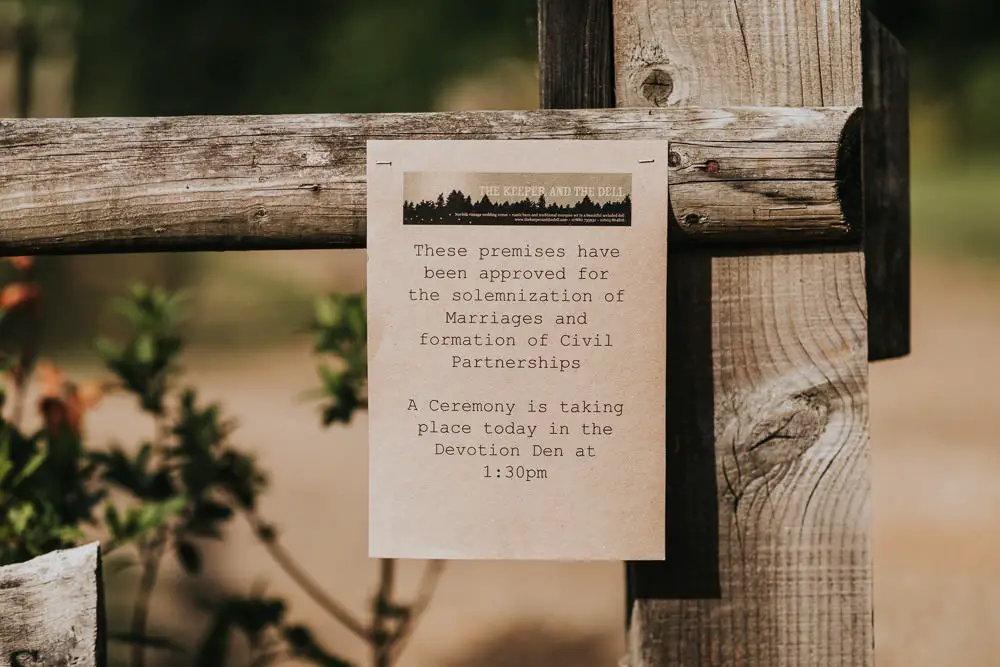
[375,161,392,165]
[638,159,656,164]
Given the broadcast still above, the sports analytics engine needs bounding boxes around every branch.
[130,531,166,667]
[241,508,371,643]
[387,560,446,664]
[371,559,396,667]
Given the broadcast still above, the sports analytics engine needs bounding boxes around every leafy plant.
[0,258,444,667]
[310,293,368,426]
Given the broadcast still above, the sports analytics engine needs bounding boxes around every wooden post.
[607,1,872,665]
[864,12,910,362]
[0,543,106,666]
[538,0,615,110]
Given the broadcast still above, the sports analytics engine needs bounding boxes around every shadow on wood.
[864,11,911,362]
[628,249,720,604]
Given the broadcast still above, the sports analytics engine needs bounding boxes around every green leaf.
[135,443,152,476]
[314,296,338,328]
[160,495,189,517]
[7,503,34,534]
[176,541,202,575]
[283,625,353,667]
[95,337,123,362]
[193,500,233,522]
[345,302,366,339]
[135,333,156,364]
[105,505,122,536]
[53,524,84,544]
[195,615,231,667]
[113,296,147,326]
[163,290,191,323]
[227,596,285,638]
[215,450,267,510]
[0,428,14,487]
[11,450,47,488]
[183,499,234,539]
[135,496,187,534]
[0,457,13,488]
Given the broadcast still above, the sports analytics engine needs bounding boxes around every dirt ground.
[79,252,1000,666]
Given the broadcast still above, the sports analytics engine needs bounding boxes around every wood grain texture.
[0,542,105,667]
[0,107,860,255]
[614,1,873,665]
[864,12,910,362]
[613,0,862,107]
[538,0,615,108]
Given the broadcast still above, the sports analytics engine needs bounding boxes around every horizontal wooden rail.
[0,106,859,255]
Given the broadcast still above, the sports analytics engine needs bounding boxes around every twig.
[153,412,171,449]
[241,508,371,643]
[10,380,26,429]
[130,531,166,667]
[247,631,281,667]
[251,649,290,667]
[387,560,446,665]
[371,559,396,667]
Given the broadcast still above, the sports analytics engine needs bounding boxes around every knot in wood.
[640,69,674,106]
[720,384,834,508]
[9,650,41,666]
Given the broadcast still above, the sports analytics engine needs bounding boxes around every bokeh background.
[1,0,998,665]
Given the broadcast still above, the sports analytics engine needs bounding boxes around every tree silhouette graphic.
[403,189,631,226]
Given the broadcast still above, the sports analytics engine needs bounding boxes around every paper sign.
[367,140,668,560]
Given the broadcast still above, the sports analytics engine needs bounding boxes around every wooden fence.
[0,0,908,665]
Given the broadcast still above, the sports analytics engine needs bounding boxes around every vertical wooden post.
[538,2,874,663]
[864,12,910,362]
[612,1,871,665]
[538,0,616,110]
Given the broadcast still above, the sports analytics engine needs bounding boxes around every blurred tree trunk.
[15,0,37,118]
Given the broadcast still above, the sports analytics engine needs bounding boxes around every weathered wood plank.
[614,0,873,665]
[613,0,862,107]
[864,12,910,362]
[538,0,615,109]
[0,107,860,255]
[0,543,105,667]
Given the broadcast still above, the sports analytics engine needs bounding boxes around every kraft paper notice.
[367,140,668,561]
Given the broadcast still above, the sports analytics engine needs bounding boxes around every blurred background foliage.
[0,0,994,350]
[0,0,542,353]
[867,0,1000,264]
[73,0,538,116]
